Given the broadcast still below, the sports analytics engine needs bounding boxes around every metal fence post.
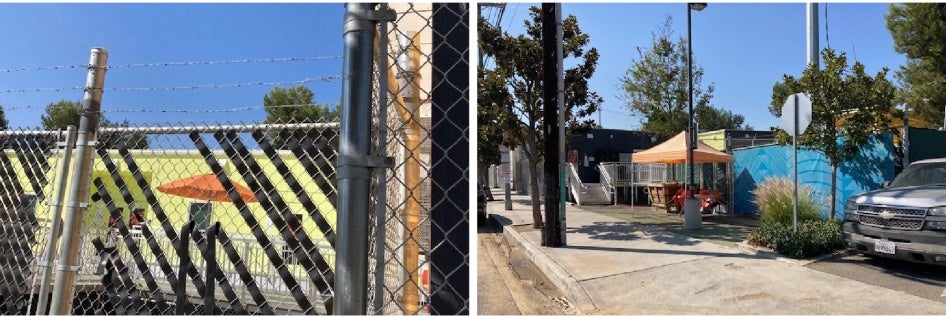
[35,125,77,316]
[372,3,391,313]
[49,47,108,315]
[336,4,377,315]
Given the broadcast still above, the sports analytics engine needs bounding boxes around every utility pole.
[542,3,564,247]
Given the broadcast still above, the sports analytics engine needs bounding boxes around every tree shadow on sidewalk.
[567,221,701,246]
[590,207,756,247]
[566,222,642,241]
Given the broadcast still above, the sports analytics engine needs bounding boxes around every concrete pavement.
[486,187,946,314]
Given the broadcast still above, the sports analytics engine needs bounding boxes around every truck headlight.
[924,220,946,230]
[929,206,946,216]
[843,212,859,222]
[845,199,858,212]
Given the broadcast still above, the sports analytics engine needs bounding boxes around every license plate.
[875,239,896,254]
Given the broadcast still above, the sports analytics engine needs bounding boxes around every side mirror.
[882,181,890,188]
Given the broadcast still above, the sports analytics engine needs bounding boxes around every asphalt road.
[477,218,574,315]
[807,252,946,304]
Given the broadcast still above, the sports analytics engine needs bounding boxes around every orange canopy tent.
[157,173,258,203]
[631,130,733,164]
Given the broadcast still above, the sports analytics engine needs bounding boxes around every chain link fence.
[367,3,469,315]
[0,129,70,315]
[0,3,468,315]
[0,121,339,315]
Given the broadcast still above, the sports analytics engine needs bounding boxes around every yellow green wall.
[698,129,727,152]
[8,149,337,273]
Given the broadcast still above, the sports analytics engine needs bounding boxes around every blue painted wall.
[732,133,896,218]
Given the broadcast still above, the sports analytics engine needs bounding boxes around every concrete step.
[576,183,611,205]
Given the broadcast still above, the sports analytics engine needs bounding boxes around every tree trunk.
[479,164,494,201]
[829,162,837,221]
[527,140,544,229]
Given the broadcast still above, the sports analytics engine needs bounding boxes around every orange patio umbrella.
[157,173,258,203]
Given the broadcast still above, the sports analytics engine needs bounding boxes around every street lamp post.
[685,2,706,230]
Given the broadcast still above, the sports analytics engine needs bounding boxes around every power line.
[0,76,341,93]
[0,56,342,73]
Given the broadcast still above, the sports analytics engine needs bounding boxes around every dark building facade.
[567,129,666,183]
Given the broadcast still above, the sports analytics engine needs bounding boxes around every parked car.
[477,183,488,226]
[842,158,946,265]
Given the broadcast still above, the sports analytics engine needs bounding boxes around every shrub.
[746,220,844,259]
[752,176,823,225]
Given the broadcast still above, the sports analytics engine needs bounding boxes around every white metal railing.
[566,163,586,205]
[131,228,331,302]
[598,162,667,186]
[632,163,669,184]
[47,226,335,309]
[597,163,621,204]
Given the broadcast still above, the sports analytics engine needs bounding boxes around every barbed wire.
[3,103,331,113]
[0,56,343,73]
[0,76,341,93]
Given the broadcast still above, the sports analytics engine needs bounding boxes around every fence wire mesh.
[367,3,469,315]
[86,120,339,315]
[0,129,70,315]
[0,120,341,315]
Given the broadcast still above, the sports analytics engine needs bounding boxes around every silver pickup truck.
[842,158,946,265]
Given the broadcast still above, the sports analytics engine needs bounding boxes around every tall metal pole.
[555,2,567,246]
[541,3,563,247]
[687,4,695,193]
[796,2,819,233]
[684,4,702,230]
[793,93,799,233]
[336,4,375,314]
[35,126,77,316]
[49,47,108,315]
[807,3,820,68]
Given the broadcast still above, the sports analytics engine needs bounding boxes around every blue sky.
[484,2,904,131]
[0,3,345,128]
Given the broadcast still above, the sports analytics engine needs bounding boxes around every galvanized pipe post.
[35,126,77,316]
[396,31,423,315]
[336,3,377,315]
[49,47,108,315]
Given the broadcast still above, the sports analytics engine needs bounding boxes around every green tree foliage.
[697,105,751,131]
[620,16,746,137]
[477,68,507,195]
[479,7,603,228]
[40,100,82,130]
[262,85,339,124]
[40,100,149,149]
[886,3,946,128]
[769,49,896,220]
[0,106,8,130]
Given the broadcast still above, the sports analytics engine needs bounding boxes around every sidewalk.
[486,187,946,314]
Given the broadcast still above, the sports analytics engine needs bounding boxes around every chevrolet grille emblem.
[879,211,895,220]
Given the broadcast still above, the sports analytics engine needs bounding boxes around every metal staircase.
[566,163,611,205]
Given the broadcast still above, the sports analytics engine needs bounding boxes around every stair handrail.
[566,162,586,205]
[598,162,616,199]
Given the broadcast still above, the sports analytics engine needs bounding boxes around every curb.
[733,242,855,266]
[500,222,600,314]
